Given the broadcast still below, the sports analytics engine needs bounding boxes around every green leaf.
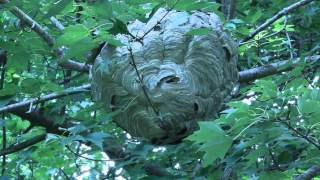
[252,79,278,100]
[56,24,90,47]
[88,0,113,19]
[8,49,29,73]
[187,122,232,166]
[41,82,63,92]
[61,135,86,146]
[249,10,263,24]
[68,124,87,135]
[259,171,290,180]
[199,137,233,167]
[244,146,267,167]
[175,0,219,12]
[43,0,72,19]
[0,84,18,97]
[188,122,226,142]
[125,0,154,5]
[85,132,110,149]
[56,24,96,60]
[187,28,211,36]
[20,78,42,94]
[298,89,320,114]
[109,18,129,35]
[63,37,96,60]
[15,119,30,131]
[297,97,320,114]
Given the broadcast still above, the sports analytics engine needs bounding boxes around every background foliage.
[0,0,319,179]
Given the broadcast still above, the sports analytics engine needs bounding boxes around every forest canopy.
[0,0,320,179]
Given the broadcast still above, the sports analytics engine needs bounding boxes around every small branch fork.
[240,0,315,44]
[0,0,90,72]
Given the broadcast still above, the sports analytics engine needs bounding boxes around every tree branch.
[59,60,90,73]
[295,165,320,180]
[50,16,65,31]
[0,84,91,114]
[0,134,46,156]
[239,55,320,82]
[240,0,315,43]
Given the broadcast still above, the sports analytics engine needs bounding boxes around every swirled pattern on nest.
[91,8,238,144]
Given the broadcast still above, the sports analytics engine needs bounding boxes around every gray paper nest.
[91,8,239,144]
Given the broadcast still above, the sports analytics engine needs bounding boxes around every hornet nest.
[91,8,238,144]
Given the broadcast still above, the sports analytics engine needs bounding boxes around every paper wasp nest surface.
[91,8,238,144]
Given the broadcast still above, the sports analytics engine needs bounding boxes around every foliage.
[0,0,319,179]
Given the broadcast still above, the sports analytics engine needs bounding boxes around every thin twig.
[65,145,126,162]
[59,168,71,180]
[136,0,180,41]
[240,0,315,43]
[284,17,295,59]
[0,84,91,114]
[128,47,159,115]
[233,118,262,140]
